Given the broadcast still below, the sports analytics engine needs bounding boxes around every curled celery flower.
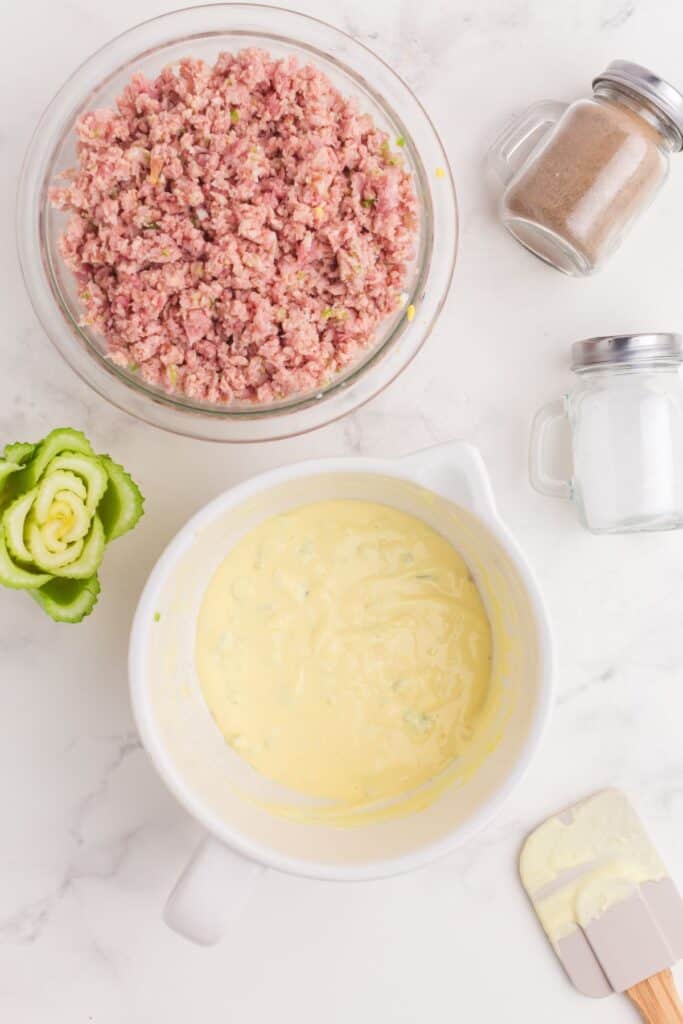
[0,428,143,622]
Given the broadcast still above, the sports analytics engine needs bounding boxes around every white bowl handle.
[164,836,264,946]
[398,441,498,521]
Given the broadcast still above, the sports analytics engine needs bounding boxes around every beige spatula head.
[520,789,683,1021]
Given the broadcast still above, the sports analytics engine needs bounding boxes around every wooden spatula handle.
[627,969,683,1023]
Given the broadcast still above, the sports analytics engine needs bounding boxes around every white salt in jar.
[529,334,683,533]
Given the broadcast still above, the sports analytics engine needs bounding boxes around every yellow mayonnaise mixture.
[520,789,667,945]
[196,500,493,813]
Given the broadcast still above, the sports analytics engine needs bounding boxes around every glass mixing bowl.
[17,4,457,442]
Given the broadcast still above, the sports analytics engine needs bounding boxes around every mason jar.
[488,62,683,275]
[529,334,683,533]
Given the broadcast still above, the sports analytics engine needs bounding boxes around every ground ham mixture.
[50,49,418,405]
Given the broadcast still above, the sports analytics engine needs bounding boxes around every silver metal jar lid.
[593,60,683,150]
[571,333,683,370]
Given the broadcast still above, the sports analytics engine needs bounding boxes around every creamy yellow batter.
[195,500,493,812]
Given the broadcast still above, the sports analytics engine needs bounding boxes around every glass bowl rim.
[17,3,458,442]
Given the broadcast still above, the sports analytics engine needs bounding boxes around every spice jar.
[529,334,683,533]
[488,62,683,275]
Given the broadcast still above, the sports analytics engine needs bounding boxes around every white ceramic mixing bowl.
[129,442,554,944]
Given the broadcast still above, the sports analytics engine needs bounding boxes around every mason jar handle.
[529,398,572,500]
[488,100,567,186]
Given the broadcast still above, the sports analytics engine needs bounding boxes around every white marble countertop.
[3,0,683,1019]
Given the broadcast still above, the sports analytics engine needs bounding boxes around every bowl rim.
[128,452,555,882]
[17,2,458,442]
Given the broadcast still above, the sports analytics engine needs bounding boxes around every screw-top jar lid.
[571,333,683,370]
[593,60,683,150]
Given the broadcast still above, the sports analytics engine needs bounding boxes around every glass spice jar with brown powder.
[488,61,683,275]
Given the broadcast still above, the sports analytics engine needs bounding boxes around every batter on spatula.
[521,789,683,1018]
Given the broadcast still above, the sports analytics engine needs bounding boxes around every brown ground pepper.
[502,94,670,273]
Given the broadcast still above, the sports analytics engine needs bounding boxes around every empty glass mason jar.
[529,334,683,533]
[488,62,683,275]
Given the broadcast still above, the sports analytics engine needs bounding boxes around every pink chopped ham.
[183,309,211,344]
[50,49,418,405]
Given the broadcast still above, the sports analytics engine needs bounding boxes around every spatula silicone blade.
[520,789,683,1022]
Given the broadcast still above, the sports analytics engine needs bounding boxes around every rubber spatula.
[520,789,683,1022]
